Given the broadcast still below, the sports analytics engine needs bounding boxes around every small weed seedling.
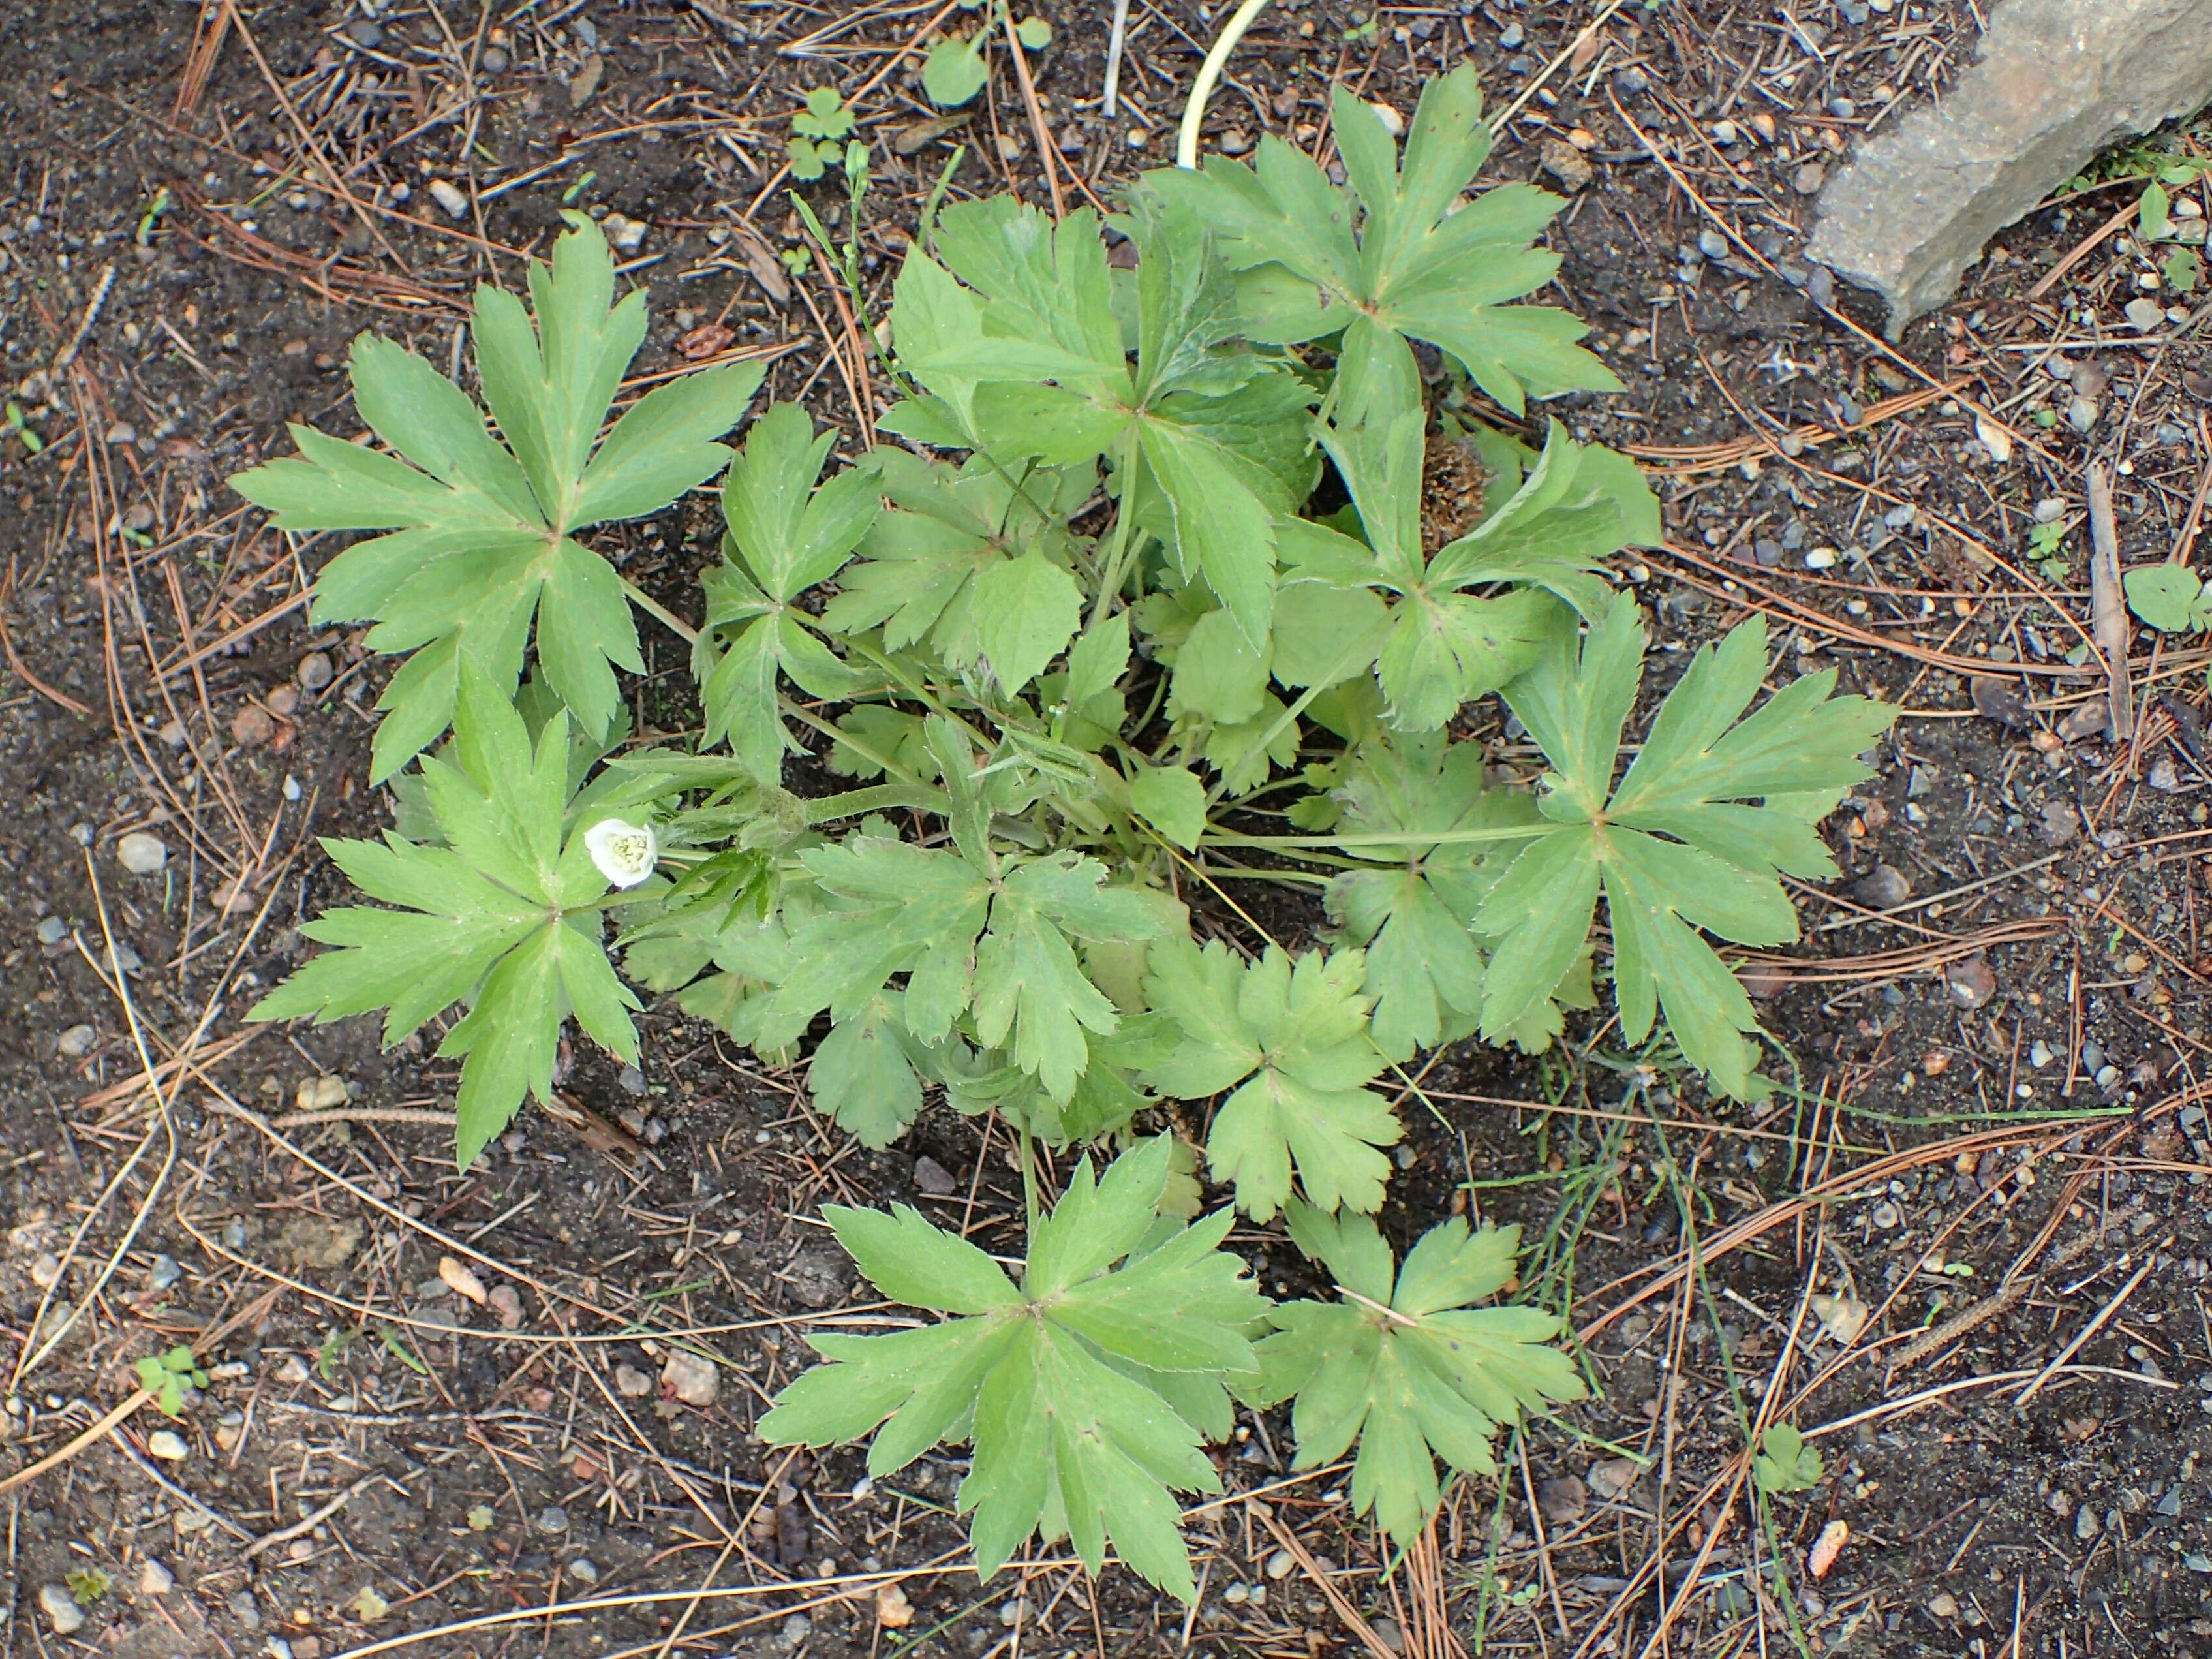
[922,0,1051,107]
[787,87,858,181]
[2123,563,2212,646]
[2136,174,2208,296]
[1752,1422,1825,1494]
[236,66,1894,1598]
[135,1344,209,1417]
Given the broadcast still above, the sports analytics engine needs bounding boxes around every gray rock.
[117,831,167,875]
[140,1557,175,1595]
[913,1154,958,1194]
[536,1505,569,1534]
[37,914,67,945]
[1808,0,2212,332]
[568,1557,601,1585]
[56,1023,97,1057]
[345,17,384,48]
[229,1589,263,1631]
[38,1583,85,1635]
[481,45,510,73]
[1852,864,1911,909]
[297,651,333,691]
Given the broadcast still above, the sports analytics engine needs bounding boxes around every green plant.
[2124,563,2212,633]
[922,1,1051,108]
[237,64,1892,1597]
[67,1568,112,1607]
[135,1344,209,1417]
[1256,1202,1585,1547]
[2135,176,2208,296]
[760,1136,1261,1597]
[1751,1421,1824,1494]
[788,87,858,181]
[231,214,765,781]
[2027,517,2069,583]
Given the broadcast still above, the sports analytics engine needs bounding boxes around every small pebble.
[617,1064,647,1096]
[780,1613,813,1647]
[142,1558,176,1596]
[1265,1548,1296,1579]
[428,179,469,219]
[37,915,68,945]
[1498,20,1525,47]
[232,705,276,745]
[2126,296,2166,332]
[1698,229,1728,260]
[39,1583,87,1636]
[568,1557,601,1585]
[296,1075,348,1111]
[662,1350,717,1407]
[149,1254,182,1292]
[2066,395,2098,433]
[117,831,168,875]
[230,1590,264,1631]
[298,651,333,691]
[1792,161,1828,194]
[345,18,384,48]
[480,45,510,73]
[1928,1590,1958,1618]
[615,1362,654,1398]
[56,1023,97,1058]
[537,1505,569,1534]
[1368,101,1405,138]
[604,213,648,254]
[1944,956,1998,1010]
[149,1428,190,1460]
[1852,864,1911,909]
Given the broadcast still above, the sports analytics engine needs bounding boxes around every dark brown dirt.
[5,3,2212,1656]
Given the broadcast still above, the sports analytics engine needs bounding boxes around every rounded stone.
[117,831,168,875]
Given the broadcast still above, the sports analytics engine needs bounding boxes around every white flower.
[585,818,658,890]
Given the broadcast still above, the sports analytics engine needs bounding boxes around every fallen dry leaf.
[675,321,737,361]
[1809,1292,1869,1346]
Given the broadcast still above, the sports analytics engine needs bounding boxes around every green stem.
[804,784,945,824]
[621,579,700,645]
[1204,622,1384,809]
[1017,1121,1040,1235]
[1206,822,1563,852]
[1084,428,1144,629]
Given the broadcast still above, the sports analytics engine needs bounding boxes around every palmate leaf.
[890,196,1315,647]
[1135,66,1616,413]
[1281,332,1657,732]
[753,722,1165,1102]
[247,662,644,1168]
[234,216,764,781]
[1323,733,1546,1059]
[698,402,878,781]
[1256,1203,1584,1549]
[758,1137,1268,1600]
[818,449,1090,696]
[1141,939,1400,1220]
[1478,597,1896,1098]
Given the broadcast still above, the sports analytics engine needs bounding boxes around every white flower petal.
[585,818,658,890]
